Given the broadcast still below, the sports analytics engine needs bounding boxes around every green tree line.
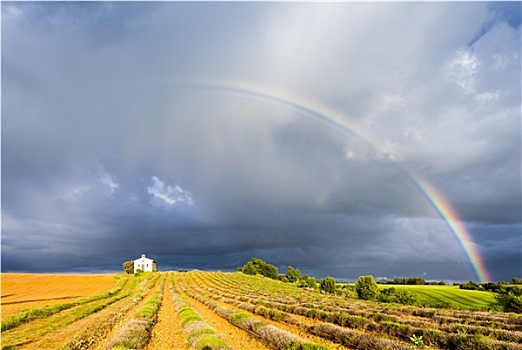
[236,257,522,313]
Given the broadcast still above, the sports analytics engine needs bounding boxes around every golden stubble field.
[1,273,118,320]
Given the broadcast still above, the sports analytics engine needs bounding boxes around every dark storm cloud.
[2,2,520,281]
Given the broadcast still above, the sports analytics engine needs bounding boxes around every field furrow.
[98,273,164,350]
[59,275,153,350]
[178,272,345,350]
[191,271,522,350]
[174,272,271,350]
[146,274,189,350]
[29,293,133,350]
[190,272,410,349]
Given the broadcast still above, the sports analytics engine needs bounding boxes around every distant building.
[134,254,157,273]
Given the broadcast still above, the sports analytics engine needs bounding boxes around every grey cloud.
[2,2,520,281]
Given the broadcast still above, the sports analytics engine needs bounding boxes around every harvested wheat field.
[1,274,118,320]
[1,271,521,350]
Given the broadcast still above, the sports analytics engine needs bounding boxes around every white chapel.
[133,254,157,273]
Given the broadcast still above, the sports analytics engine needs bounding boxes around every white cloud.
[147,176,194,207]
[98,173,119,193]
[446,49,480,93]
[475,91,500,103]
[403,127,425,142]
[376,140,402,162]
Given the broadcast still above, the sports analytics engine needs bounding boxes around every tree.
[286,266,301,283]
[241,261,257,276]
[238,257,278,279]
[355,275,379,300]
[298,275,317,289]
[319,276,337,294]
[122,260,134,274]
[460,280,480,290]
[497,293,522,313]
[277,274,289,283]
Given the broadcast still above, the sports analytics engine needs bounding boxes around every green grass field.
[378,284,498,309]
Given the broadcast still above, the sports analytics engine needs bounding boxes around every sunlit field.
[377,284,498,310]
[1,274,117,321]
[2,272,521,350]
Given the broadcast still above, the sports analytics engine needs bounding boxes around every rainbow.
[177,79,491,282]
[411,176,491,282]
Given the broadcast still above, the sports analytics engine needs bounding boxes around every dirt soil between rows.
[146,278,190,350]
[174,274,272,350]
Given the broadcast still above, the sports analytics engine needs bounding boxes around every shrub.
[308,308,326,320]
[509,286,522,297]
[230,312,250,325]
[392,277,426,285]
[371,312,395,322]
[286,266,301,283]
[294,306,309,316]
[378,288,422,306]
[496,293,522,313]
[298,275,317,289]
[194,335,228,350]
[460,280,481,290]
[284,341,329,350]
[355,275,379,300]
[335,313,367,329]
[107,319,151,350]
[307,323,409,350]
[420,328,442,346]
[319,276,336,294]
[409,334,425,347]
[338,284,355,298]
[187,326,216,339]
[278,274,290,283]
[179,308,203,327]
[122,261,134,274]
[443,332,490,349]
[381,321,412,338]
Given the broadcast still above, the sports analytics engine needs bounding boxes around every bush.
[379,289,422,306]
[298,275,317,289]
[286,266,301,283]
[338,284,355,298]
[278,274,290,283]
[460,280,481,290]
[319,276,336,294]
[194,335,228,350]
[392,277,426,285]
[284,341,329,350]
[122,261,134,274]
[355,275,379,300]
[335,314,366,329]
[443,332,490,349]
[496,293,522,313]
[512,277,522,285]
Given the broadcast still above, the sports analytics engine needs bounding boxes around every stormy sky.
[2,2,520,282]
